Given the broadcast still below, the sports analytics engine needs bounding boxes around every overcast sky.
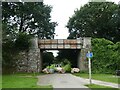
[44,0,119,57]
[44,0,90,39]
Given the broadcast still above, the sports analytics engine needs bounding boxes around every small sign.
[86,52,93,58]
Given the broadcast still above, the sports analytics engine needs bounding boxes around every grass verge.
[2,73,52,89]
[73,73,120,84]
[85,84,120,90]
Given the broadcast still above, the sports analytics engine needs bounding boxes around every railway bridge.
[18,37,91,72]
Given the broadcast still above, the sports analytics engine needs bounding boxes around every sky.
[44,0,119,57]
[44,0,89,39]
[44,0,89,57]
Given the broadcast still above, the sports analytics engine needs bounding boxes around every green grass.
[73,73,120,84]
[13,72,45,76]
[0,75,2,89]
[2,73,52,88]
[85,84,120,90]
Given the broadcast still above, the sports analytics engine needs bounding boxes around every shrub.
[63,63,71,72]
[49,64,56,69]
[91,38,120,74]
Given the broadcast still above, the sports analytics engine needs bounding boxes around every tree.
[56,50,79,67]
[2,2,57,40]
[2,2,57,73]
[67,2,120,43]
[42,52,55,68]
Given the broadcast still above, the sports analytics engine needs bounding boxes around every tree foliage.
[56,50,79,67]
[67,2,120,43]
[57,2,120,73]
[2,2,57,39]
[91,38,120,73]
[42,52,55,68]
[57,38,120,74]
[2,2,57,72]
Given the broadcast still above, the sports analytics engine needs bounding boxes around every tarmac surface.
[37,73,119,89]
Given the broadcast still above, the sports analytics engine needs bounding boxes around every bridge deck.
[38,39,83,49]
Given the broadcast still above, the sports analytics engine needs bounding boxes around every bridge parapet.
[38,38,84,49]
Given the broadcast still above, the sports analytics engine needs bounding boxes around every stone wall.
[16,37,42,73]
[16,51,28,72]
[16,37,91,73]
[27,49,41,72]
[78,49,88,71]
[77,37,91,71]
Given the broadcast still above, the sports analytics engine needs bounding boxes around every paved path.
[37,73,89,88]
[89,79,119,88]
[37,73,119,89]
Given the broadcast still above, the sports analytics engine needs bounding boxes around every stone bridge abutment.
[17,37,91,73]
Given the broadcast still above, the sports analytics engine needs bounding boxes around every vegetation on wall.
[2,33,31,73]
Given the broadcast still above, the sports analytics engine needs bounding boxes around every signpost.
[86,51,93,84]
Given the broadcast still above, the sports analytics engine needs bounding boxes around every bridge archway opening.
[41,49,80,70]
[24,37,91,72]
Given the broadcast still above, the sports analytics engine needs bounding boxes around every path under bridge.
[18,37,91,72]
